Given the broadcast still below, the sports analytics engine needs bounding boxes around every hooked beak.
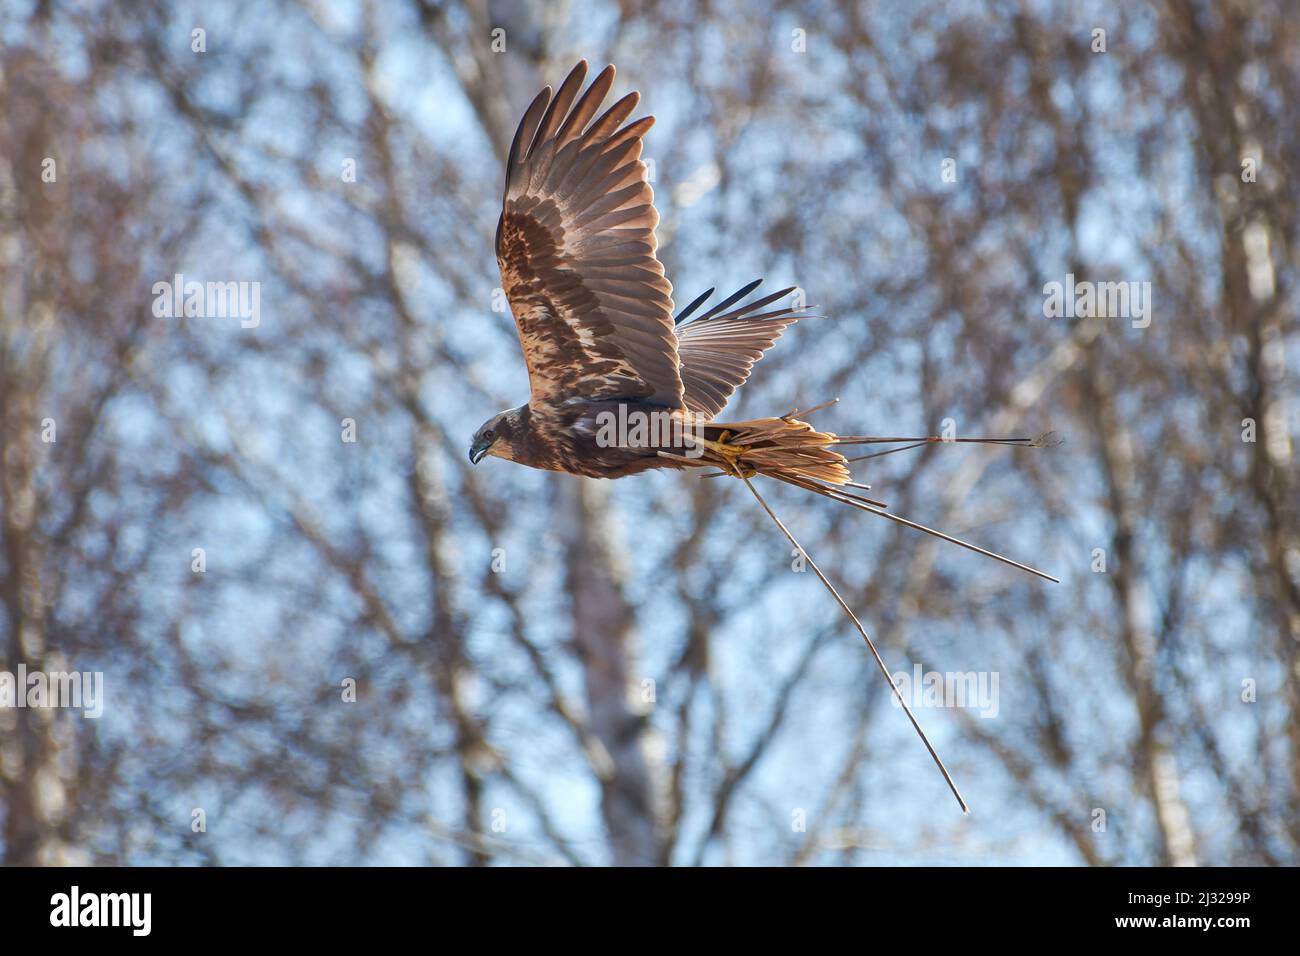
[469,440,490,465]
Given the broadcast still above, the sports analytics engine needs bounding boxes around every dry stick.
[834,436,1036,446]
[781,397,841,419]
[778,473,1060,584]
[778,473,890,509]
[859,497,1061,583]
[843,434,1057,463]
[844,441,928,463]
[740,474,970,814]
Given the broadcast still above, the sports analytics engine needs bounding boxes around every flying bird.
[471,61,1057,812]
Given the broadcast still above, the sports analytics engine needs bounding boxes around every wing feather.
[497,62,681,407]
[675,282,810,420]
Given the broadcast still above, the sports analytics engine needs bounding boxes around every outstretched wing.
[496,61,681,408]
[674,281,809,420]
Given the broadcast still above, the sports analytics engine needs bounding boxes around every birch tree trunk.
[562,479,663,865]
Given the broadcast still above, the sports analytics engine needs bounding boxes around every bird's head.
[469,406,525,464]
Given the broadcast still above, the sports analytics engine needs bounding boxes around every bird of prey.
[471,61,1056,812]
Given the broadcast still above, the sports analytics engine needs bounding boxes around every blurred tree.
[0,0,1295,865]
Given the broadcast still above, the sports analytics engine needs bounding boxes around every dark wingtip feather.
[556,63,616,145]
[674,287,715,325]
[695,278,763,323]
[503,85,552,200]
[529,61,589,160]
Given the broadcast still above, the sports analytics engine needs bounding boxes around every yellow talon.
[692,433,755,478]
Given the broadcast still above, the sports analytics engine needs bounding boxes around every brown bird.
[470,59,843,484]
[472,61,1057,812]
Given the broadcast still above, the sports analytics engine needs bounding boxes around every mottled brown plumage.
[473,60,823,482]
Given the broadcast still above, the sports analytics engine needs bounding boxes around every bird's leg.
[682,430,758,477]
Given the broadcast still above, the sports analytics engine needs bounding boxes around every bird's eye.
[484,429,495,441]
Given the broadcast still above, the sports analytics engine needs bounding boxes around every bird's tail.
[663,399,1059,814]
